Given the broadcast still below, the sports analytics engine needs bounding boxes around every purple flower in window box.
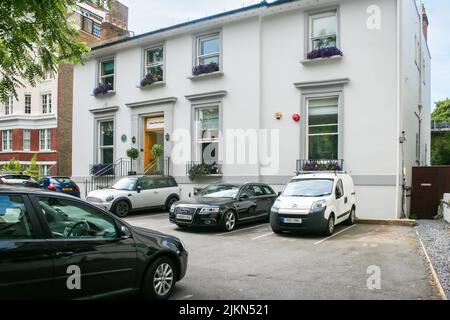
[192,62,219,76]
[140,73,162,87]
[307,47,343,60]
[93,83,113,96]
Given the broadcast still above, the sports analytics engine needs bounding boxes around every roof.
[292,172,348,180]
[91,0,296,51]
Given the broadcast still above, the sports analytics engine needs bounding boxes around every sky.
[119,0,449,106]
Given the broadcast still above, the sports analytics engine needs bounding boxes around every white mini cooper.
[270,173,356,235]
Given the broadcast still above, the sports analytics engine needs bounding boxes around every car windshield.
[112,178,137,191]
[283,179,333,197]
[197,185,240,198]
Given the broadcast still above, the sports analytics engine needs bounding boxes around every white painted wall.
[72,0,431,219]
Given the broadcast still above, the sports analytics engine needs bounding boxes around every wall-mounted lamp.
[132,136,137,144]
[165,133,170,141]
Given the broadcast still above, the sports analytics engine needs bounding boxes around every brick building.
[0,1,128,176]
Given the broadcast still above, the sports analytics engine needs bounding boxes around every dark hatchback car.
[0,174,38,188]
[38,176,81,198]
[170,183,278,232]
[0,187,188,300]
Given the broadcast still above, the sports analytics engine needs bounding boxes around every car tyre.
[165,196,179,212]
[345,207,356,225]
[221,210,237,232]
[142,256,177,300]
[323,214,335,236]
[113,200,130,218]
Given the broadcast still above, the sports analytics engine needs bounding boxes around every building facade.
[0,1,128,177]
[72,0,431,219]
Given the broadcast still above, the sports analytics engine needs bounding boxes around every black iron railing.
[296,159,344,173]
[144,157,170,176]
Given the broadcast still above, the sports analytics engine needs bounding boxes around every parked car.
[270,173,356,236]
[87,175,181,217]
[169,183,278,232]
[0,174,38,188]
[0,186,188,300]
[37,176,81,198]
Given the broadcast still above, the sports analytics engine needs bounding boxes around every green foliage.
[2,158,23,172]
[188,163,220,180]
[432,98,450,121]
[152,144,164,157]
[24,154,40,179]
[431,131,450,165]
[0,0,110,102]
[126,147,139,160]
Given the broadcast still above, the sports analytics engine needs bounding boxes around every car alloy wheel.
[224,211,236,231]
[115,201,130,217]
[153,263,174,297]
[328,216,335,234]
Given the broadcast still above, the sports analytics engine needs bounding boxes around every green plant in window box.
[188,163,219,180]
[126,147,139,176]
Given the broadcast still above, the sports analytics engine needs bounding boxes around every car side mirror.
[239,194,249,201]
[136,185,142,193]
[120,225,131,240]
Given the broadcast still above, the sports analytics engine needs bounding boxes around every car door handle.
[344,197,348,204]
[56,251,75,258]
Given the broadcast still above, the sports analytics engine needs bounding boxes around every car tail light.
[48,185,57,191]
[76,185,80,192]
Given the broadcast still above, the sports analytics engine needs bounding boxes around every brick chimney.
[421,4,429,42]
[101,0,129,41]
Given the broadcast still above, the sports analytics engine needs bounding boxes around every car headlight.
[105,195,114,202]
[199,207,220,214]
[272,200,281,210]
[310,199,327,212]
[170,204,176,213]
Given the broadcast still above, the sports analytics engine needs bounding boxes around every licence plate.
[176,214,193,221]
[62,188,73,191]
[282,218,302,224]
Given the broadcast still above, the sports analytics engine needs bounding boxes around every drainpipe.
[394,0,402,219]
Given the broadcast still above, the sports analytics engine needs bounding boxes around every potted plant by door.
[126,147,139,175]
[151,144,164,175]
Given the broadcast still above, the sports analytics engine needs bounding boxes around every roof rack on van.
[295,171,349,176]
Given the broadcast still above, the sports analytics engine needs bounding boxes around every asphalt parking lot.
[124,211,441,300]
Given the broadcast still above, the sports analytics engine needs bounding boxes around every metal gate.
[411,167,450,219]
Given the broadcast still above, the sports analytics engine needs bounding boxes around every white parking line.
[313,225,356,245]
[218,223,268,236]
[179,294,194,300]
[252,232,274,240]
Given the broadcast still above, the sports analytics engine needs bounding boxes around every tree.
[0,0,110,102]
[2,158,23,172]
[432,98,450,121]
[24,154,40,180]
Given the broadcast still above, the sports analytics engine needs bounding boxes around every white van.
[270,173,356,235]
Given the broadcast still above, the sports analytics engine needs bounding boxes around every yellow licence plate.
[62,188,72,191]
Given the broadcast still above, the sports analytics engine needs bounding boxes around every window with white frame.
[2,130,13,151]
[25,94,31,114]
[144,46,164,82]
[98,120,114,164]
[307,97,339,160]
[40,165,51,177]
[41,94,52,114]
[195,106,219,164]
[4,96,13,115]
[39,129,51,151]
[99,58,115,89]
[309,11,338,51]
[23,129,31,151]
[196,33,220,67]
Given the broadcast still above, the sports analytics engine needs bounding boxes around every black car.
[170,183,278,232]
[0,187,188,300]
[0,174,38,188]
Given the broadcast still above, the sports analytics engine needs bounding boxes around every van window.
[335,179,344,199]
[283,179,333,197]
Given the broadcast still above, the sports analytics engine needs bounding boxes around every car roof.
[292,172,348,180]
[0,185,75,198]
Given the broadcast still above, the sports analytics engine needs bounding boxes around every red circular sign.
[292,114,301,122]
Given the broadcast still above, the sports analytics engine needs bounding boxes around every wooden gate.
[411,167,450,219]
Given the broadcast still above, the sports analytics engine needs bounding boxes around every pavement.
[124,211,442,300]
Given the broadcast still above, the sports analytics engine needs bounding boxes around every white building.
[72,0,431,219]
